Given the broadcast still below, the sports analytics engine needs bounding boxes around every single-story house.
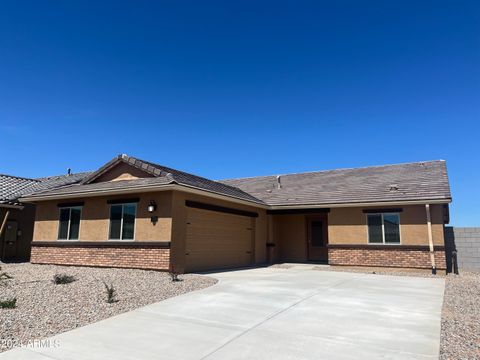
[0,172,89,261]
[19,154,452,273]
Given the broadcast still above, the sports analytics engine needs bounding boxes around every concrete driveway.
[1,266,445,360]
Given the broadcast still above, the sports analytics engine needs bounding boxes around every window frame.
[108,203,137,241]
[57,206,82,241]
[366,212,401,245]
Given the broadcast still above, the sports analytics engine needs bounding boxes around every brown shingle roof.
[26,155,265,204]
[21,157,451,207]
[22,177,173,198]
[0,175,39,205]
[1,172,91,206]
[220,160,451,206]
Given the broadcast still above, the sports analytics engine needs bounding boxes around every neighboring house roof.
[22,177,175,199]
[19,156,452,208]
[0,175,39,205]
[24,155,265,205]
[0,172,91,206]
[220,160,451,207]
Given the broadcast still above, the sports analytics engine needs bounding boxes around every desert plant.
[169,272,182,282]
[53,274,76,285]
[103,282,118,304]
[169,265,182,282]
[0,266,13,287]
[0,298,17,309]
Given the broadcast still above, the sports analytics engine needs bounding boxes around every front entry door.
[3,221,18,260]
[307,216,328,262]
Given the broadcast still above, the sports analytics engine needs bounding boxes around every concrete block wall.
[445,227,480,272]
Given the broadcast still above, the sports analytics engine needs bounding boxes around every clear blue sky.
[0,1,478,226]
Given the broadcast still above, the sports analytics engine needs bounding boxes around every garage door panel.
[188,211,250,223]
[188,244,250,253]
[187,239,250,251]
[187,228,252,245]
[185,208,254,272]
[186,252,252,271]
[187,222,251,231]
[186,227,252,238]
[186,222,252,232]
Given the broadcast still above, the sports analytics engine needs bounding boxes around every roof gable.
[82,155,166,184]
[48,154,264,204]
[90,161,155,183]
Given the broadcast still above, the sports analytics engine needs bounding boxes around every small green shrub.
[0,298,17,309]
[103,282,118,304]
[53,274,76,285]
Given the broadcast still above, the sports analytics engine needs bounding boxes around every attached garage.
[185,202,256,272]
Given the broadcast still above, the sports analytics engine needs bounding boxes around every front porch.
[267,204,447,270]
[268,209,329,264]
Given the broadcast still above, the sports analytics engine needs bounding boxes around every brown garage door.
[185,207,254,272]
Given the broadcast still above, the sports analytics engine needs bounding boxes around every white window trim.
[108,203,137,241]
[57,206,82,241]
[366,213,401,245]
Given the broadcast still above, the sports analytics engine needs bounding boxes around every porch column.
[266,214,275,264]
[0,210,10,260]
[425,204,436,274]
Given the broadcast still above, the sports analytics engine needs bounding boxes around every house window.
[58,207,82,240]
[367,213,400,244]
[109,203,136,240]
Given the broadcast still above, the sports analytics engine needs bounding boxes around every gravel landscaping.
[441,271,480,360]
[0,263,217,353]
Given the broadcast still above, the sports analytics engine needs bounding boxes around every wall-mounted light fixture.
[148,200,157,213]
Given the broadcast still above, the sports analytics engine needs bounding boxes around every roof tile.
[1,172,91,205]
[220,160,451,206]
[17,157,452,207]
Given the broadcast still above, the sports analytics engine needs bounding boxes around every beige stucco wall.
[271,204,446,263]
[32,189,446,270]
[32,189,268,273]
[328,204,445,246]
[93,162,154,182]
[33,191,173,242]
[273,215,307,262]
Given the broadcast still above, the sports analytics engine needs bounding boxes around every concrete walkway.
[1,267,445,360]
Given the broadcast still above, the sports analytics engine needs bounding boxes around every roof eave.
[20,181,451,211]
[0,203,25,210]
[268,198,452,210]
[20,183,268,209]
